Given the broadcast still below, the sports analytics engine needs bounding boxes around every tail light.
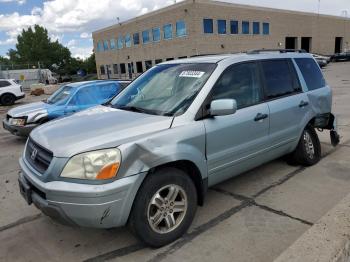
[20,86,23,92]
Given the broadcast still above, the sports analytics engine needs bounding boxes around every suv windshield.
[111,63,216,116]
[47,85,73,105]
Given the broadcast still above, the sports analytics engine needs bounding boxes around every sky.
[0,0,349,59]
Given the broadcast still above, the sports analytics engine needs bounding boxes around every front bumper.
[2,119,38,137]
[19,157,146,228]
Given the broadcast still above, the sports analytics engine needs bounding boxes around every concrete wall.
[93,0,350,79]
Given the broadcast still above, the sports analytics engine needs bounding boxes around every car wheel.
[0,94,16,106]
[128,167,197,247]
[290,126,321,166]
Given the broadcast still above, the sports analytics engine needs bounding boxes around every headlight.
[61,148,121,180]
[10,118,26,126]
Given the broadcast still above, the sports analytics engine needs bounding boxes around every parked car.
[0,79,25,106]
[3,80,130,136]
[312,54,329,68]
[18,51,339,247]
[331,52,350,62]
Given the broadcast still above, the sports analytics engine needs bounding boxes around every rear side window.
[211,62,262,109]
[261,60,301,99]
[295,58,326,91]
[0,81,11,88]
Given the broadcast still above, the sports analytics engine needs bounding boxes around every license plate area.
[18,177,32,205]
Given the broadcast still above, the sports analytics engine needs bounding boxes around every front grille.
[25,138,53,174]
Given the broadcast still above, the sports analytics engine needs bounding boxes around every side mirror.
[210,99,237,116]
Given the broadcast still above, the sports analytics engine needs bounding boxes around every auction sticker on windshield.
[179,71,205,78]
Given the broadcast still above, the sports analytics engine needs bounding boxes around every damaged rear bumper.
[314,113,340,146]
[19,157,146,228]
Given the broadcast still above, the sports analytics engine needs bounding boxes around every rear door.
[260,59,309,149]
[204,62,270,185]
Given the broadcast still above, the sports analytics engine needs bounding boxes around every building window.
[133,33,140,45]
[117,36,124,49]
[142,30,150,44]
[125,34,131,47]
[145,60,153,70]
[203,18,213,34]
[155,59,162,64]
[217,20,227,34]
[103,40,109,50]
[136,61,143,73]
[120,63,126,74]
[97,41,103,52]
[230,20,238,34]
[113,64,118,74]
[152,28,161,42]
[263,22,270,35]
[110,39,116,49]
[242,21,250,34]
[100,65,106,75]
[253,22,260,34]
[176,20,187,37]
[163,24,173,40]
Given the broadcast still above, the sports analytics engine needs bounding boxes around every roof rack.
[247,49,307,54]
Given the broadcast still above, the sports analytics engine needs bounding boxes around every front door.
[204,62,270,186]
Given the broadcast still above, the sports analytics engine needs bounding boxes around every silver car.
[18,51,339,247]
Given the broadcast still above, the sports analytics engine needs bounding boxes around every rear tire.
[128,167,197,247]
[289,126,321,166]
[0,94,16,106]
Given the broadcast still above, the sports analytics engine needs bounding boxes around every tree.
[9,24,71,72]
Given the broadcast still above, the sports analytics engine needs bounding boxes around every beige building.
[92,0,350,80]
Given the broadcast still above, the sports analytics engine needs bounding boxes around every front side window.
[176,20,187,37]
[152,28,161,42]
[230,20,238,34]
[103,40,109,51]
[110,39,116,49]
[211,62,262,109]
[253,22,260,34]
[111,63,216,116]
[203,19,213,34]
[133,33,140,45]
[125,34,131,48]
[295,58,326,91]
[261,60,300,99]
[217,20,227,34]
[263,23,270,35]
[0,80,11,87]
[242,21,250,34]
[163,24,173,40]
[142,30,150,44]
[117,36,124,49]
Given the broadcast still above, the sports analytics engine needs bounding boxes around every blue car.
[3,80,130,136]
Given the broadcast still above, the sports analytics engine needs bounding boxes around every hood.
[30,106,173,157]
[7,101,49,118]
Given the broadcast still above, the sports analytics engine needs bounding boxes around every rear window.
[261,60,300,99]
[295,58,326,91]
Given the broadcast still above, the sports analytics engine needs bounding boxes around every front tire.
[290,126,321,166]
[0,94,16,106]
[128,167,197,247]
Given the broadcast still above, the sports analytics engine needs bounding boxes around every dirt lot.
[1,62,350,262]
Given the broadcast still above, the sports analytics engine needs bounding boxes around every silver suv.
[18,50,339,247]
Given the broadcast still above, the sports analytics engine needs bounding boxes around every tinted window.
[163,24,173,39]
[217,20,226,34]
[253,22,260,34]
[212,62,262,109]
[0,81,11,87]
[103,40,109,50]
[142,30,150,44]
[125,34,131,48]
[263,23,270,35]
[113,64,118,74]
[110,39,116,49]
[100,65,106,75]
[176,20,187,37]
[133,33,140,45]
[152,28,161,42]
[230,20,238,34]
[242,21,249,34]
[261,60,300,99]
[97,41,103,52]
[117,36,123,49]
[295,58,326,91]
[203,19,213,34]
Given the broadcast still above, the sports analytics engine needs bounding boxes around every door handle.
[299,101,309,108]
[254,113,268,122]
